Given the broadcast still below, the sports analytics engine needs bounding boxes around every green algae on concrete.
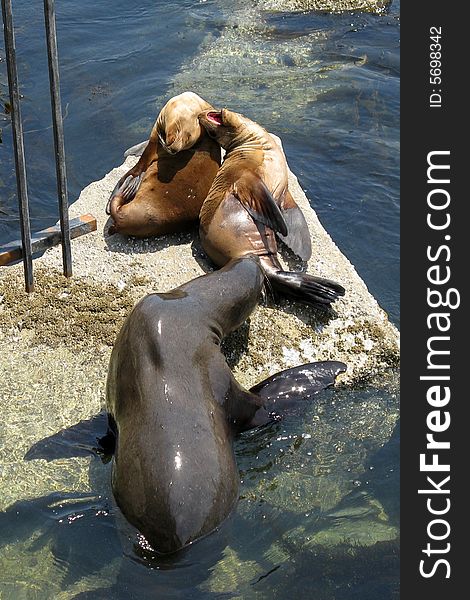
[201,524,398,596]
[201,546,265,595]
[0,342,107,511]
[0,268,135,349]
[261,0,391,13]
[0,531,120,600]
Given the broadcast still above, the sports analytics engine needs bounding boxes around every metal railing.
[1,0,72,291]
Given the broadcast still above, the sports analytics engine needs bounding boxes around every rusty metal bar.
[43,0,72,277]
[1,0,34,291]
[0,213,97,266]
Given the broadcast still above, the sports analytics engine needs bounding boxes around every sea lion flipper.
[232,172,288,236]
[276,190,312,261]
[106,173,144,215]
[243,361,346,428]
[277,206,312,261]
[23,411,113,462]
[106,135,159,215]
[250,361,347,412]
[266,269,345,308]
[124,140,148,158]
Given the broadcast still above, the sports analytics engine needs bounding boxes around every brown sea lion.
[106,92,221,237]
[198,108,345,308]
[105,256,346,554]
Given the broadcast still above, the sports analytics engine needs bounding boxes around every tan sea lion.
[106,92,221,237]
[105,256,346,554]
[198,108,345,308]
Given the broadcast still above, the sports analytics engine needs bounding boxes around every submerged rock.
[166,0,396,135]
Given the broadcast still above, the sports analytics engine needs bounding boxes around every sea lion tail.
[267,269,345,308]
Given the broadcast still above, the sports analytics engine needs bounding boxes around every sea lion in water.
[106,256,346,554]
[106,92,221,237]
[198,108,345,308]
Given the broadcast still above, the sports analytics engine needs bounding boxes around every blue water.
[1,1,399,598]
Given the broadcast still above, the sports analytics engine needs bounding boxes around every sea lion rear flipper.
[266,268,345,309]
[250,361,346,414]
[232,172,288,236]
[278,191,312,261]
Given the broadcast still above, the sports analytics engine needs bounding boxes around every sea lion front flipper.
[23,411,114,462]
[251,361,346,412]
[239,361,346,430]
[232,172,288,236]
[124,140,148,158]
[106,173,144,215]
[278,191,312,261]
[106,137,158,214]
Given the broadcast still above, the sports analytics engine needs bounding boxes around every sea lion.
[106,92,221,237]
[106,256,346,554]
[198,108,345,308]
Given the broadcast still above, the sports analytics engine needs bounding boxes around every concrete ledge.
[1,152,399,387]
[60,152,400,385]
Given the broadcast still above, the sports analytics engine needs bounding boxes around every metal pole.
[43,0,72,277]
[1,0,34,292]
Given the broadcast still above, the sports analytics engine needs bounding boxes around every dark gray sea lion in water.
[198,108,345,308]
[106,256,346,554]
[106,92,221,237]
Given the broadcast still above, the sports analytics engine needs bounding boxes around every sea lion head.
[156,92,212,155]
[198,108,250,150]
